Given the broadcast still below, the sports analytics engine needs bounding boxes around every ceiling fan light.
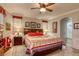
[40,8,46,12]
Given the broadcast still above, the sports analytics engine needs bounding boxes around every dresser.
[14,36,23,46]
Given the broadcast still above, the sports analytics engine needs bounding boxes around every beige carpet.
[4,45,29,56]
[4,45,79,56]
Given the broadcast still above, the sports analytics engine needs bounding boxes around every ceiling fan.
[31,3,55,12]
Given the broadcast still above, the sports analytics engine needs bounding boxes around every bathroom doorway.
[60,17,72,47]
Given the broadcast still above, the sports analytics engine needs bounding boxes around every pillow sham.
[27,32,43,36]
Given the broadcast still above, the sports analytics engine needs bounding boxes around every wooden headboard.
[24,28,43,35]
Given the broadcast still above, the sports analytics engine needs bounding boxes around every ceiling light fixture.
[40,8,46,12]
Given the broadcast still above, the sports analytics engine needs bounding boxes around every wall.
[23,17,43,29]
[4,13,44,37]
[60,19,68,39]
[22,17,48,34]
[48,10,79,49]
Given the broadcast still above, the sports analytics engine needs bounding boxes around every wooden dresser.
[14,36,23,46]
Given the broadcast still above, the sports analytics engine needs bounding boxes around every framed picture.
[53,22,57,33]
[6,22,11,31]
[30,22,36,29]
[25,22,30,27]
[74,23,79,29]
[37,23,41,28]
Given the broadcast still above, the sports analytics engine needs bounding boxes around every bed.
[24,32,63,56]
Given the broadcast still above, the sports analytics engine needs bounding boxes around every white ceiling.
[0,3,79,20]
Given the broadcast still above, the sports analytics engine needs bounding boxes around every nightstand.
[14,36,23,46]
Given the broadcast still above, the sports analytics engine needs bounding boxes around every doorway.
[60,17,72,47]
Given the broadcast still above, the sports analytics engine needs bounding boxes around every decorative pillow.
[27,32,43,36]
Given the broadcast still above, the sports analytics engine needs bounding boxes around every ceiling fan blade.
[39,3,46,8]
[46,3,55,7]
[46,8,53,12]
[31,8,40,9]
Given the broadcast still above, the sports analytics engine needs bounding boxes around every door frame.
[60,17,72,45]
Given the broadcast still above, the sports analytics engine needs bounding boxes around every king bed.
[24,30,63,56]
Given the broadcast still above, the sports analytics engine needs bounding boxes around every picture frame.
[25,22,30,27]
[37,23,41,28]
[30,22,36,29]
[53,22,57,33]
[74,23,79,29]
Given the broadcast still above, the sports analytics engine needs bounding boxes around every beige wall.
[4,13,43,37]
[13,17,43,36]
[48,10,79,49]
[23,17,43,29]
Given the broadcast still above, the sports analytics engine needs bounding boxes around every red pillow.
[36,32,43,36]
[27,32,43,36]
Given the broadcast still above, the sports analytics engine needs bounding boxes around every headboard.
[24,28,43,35]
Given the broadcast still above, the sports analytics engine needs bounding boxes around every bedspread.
[24,35,63,55]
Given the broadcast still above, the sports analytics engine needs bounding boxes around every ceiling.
[0,3,79,20]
